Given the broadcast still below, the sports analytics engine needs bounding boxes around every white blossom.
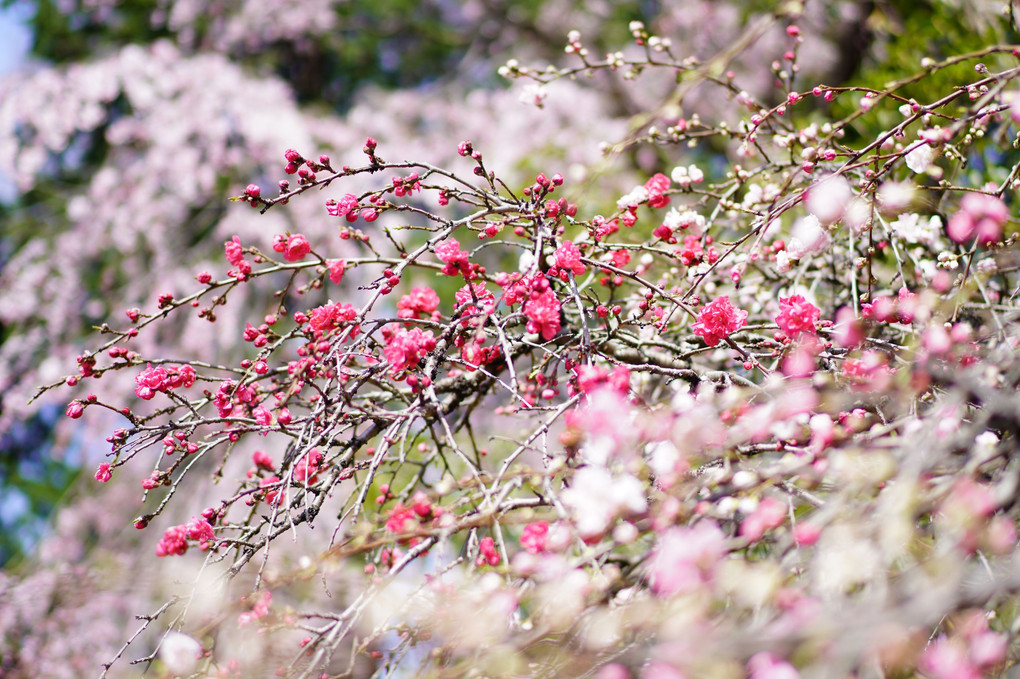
[159,632,201,675]
[617,185,649,209]
[904,142,935,173]
[805,174,851,224]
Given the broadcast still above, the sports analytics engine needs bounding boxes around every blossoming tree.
[6,2,1020,678]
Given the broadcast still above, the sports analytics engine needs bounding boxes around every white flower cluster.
[617,185,650,210]
[670,163,704,188]
[663,208,707,236]
[889,213,942,246]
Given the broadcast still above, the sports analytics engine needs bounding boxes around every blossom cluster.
[22,8,1020,679]
[133,363,196,400]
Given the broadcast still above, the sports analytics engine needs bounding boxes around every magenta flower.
[554,240,586,276]
[775,295,820,337]
[273,233,311,262]
[520,521,550,554]
[692,296,748,346]
[94,462,112,483]
[383,327,437,375]
[524,289,562,340]
[397,286,440,319]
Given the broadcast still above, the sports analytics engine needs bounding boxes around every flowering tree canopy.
[5,2,1020,679]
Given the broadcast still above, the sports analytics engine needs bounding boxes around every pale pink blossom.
[647,522,726,596]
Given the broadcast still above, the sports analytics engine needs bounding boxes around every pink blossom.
[748,652,800,679]
[922,324,953,354]
[833,306,864,348]
[805,174,851,224]
[327,193,360,218]
[455,282,496,318]
[435,239,475,278]
[653,224,674,242]
[520,521,549,554]
[260,476,282,506]
[476,536,500,566]
[273,233,312,262]
[328,259,346,284]
[644,173,671,208]
[155,525,189,557]
[781,342,818,378]
[739,497,787,542]
[920,637,981,679]
[947,193,1008,244]
[500,273,538,307]
[461,339,499,368]
[985,515,1017,555]
[252,450,275,471]
[841,350,893,391]
[134,363,196,400]
[597,663,632,679]
[307,302,359,336]
[969,631,1008,669]
[647,521,727,596]
[185,516,215,549]
[293,449,324,484]
[385,503,418,534]
[775,295,820,337]
[397,287,440,320]
[94,462,112,483]
[383,327,437,375]
[692,296,748,346]
[252,405,272,426]
[524,289,561,340]
[793,522,821,546]
[554,240,586,276]
[574,364,630,395]
[678,235,707,266]
[945,478,996,518]
[224,235,245,266]
[276,407,292,425]
[66,401,84,419]
[238,590,272,626]
[609,249,631,268]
